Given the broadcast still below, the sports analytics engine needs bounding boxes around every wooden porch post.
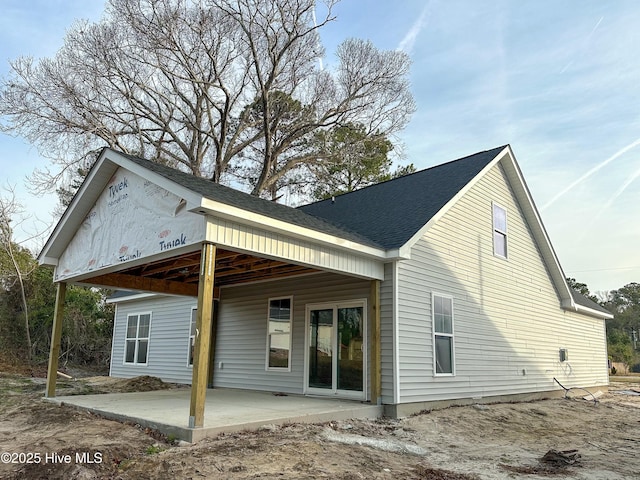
[45,282,67,398]
[370,280,382,405]
[189,242,216,428]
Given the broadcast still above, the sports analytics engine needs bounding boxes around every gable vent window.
[492,203,508,258]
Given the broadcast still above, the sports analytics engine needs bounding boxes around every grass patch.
[609,375,640,383]
[145,445,163,455]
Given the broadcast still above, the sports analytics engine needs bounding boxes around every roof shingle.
[299,146,506,249]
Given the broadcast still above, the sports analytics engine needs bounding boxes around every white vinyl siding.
[214,273,371,396]
[111,296,196,383]
[395,161,608,403]
[111,273,373,394]
[206,216,384,280]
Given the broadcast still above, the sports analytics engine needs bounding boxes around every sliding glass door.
[306,301,366,399]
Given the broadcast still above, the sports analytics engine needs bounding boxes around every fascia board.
[105,292,161,304]
[38,149,118,265]
[39,256,59,267]
[500,145,574,304]
[561,300,614,320]
[576,305,614,320]
[385,248,410,260]
[198,197,389,260]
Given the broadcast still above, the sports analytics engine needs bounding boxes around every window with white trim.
[266,297,292,370]
[493,203,508,258]
[125,313,151,365]
[188,307,197,366]
[433,294,454,375]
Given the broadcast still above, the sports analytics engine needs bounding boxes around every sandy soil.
[1,371,639,479]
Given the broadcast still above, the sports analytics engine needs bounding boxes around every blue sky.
[1,0,639,293]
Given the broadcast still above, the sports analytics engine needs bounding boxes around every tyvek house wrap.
[55,167,205,281]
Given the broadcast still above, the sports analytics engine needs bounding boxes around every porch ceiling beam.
[139,256,201,276]
[86,272,199,297]
[215,258,287,277]
[162,266,201,281]
[218,265,316,286]
[136,251,200,270]
[215,255,268,269]
[215,250,244,261]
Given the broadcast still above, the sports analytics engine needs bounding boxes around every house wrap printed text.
[55,168,205,281]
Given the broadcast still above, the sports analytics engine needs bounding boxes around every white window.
[124,313,151,365]
[188,307,197,367]
[493,203,508,258]
[433,294,454,375]
[266,297,292,371]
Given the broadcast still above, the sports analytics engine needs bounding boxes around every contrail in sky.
[312,4,323,70]
[541,137,640,211]
[397,3,430,53]
[593,164,640,221]
[587,16,605,41]
[560,16,604,74]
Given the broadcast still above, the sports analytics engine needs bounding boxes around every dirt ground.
[1,370,639,480]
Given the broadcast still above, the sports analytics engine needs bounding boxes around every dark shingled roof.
[119,153,383,248]
[570,289,612,316]
[299,146,506,249]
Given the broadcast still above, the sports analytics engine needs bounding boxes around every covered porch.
[49,387,383,442]
[38,148,388,433]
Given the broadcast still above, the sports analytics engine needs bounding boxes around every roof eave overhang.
[196,197,390,261]
[105,292,162,304]
[561,300,614,320]
[384,248,410,261]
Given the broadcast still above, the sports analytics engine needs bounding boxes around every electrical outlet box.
[559,348,568,362]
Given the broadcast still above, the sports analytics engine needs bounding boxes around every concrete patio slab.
[47,388,382,442]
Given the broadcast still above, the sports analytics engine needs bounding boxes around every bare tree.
[0,188,42,362]
[0,0,415,199]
